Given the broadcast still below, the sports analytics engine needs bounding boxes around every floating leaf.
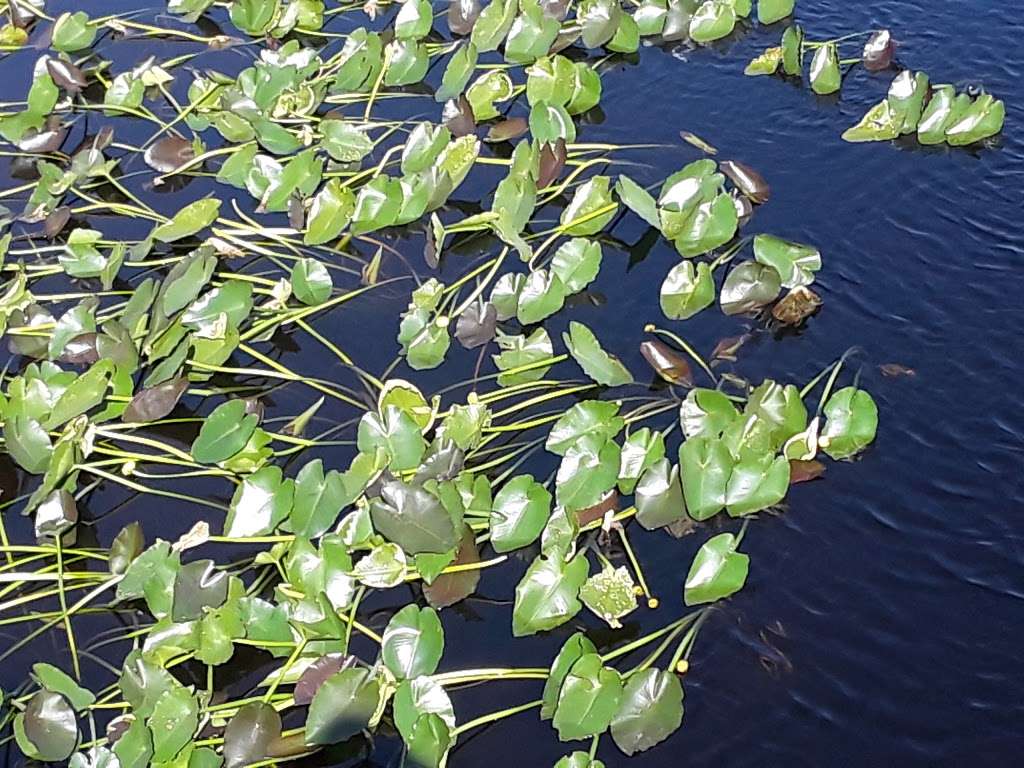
[191,400,258,463]
[224,702,281,768]
[753,234,821,288]
[635,459,687,530]
[689,0,736,43]
[381,605,444,680]
[772,285,822,325]
[946,93,1005,146]
[144,137,195,173]
[660,261,715,320]
[809,42,841,95]
[555,753,606,768]
[745,47,782,76]
[19,691,79,761]
[551,238,603,293]
[172,558,228,621]
[580,563,637,628]
[556,433,621,512]
[757,0,794,24]
[862,29,895,71]
[552,653,623,741]
[148,687,198,762]
[684,531,749,605]
[291,258,333,305]
[493,328,554,386]
[152,199,220,242]
[640,340,693,386]
[32,664,95,711]
[305,668,380,745]
[618,428,666,495]
[819,386,878,459]
[720,261,781,315]
[358,405,426,472]
[512,552,588,636]
[610,668,684,755]
[122,377,188,423]
[423,525,481,609]
[679,436,733,519]
[490,474,552,552]
[547,400,624,456]
[369,479,459,554]
[721,160,770,204]
[225,466,294,537]
[542,633,597,719]
[563,321,633,387]
[560,176,617,235]
[725,452,790,516]
[52,12,96,52]
[781,24,804,75]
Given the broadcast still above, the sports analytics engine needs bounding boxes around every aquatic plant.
[746,24,1006,146]
[0,0,903,765]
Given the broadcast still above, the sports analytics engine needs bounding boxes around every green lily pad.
[684,531,749,605]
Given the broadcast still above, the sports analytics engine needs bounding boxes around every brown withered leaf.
[43,206,71,239]
[486,117,529,143]
[772,286,823,326]
[879,363,916,378]
[143,136,196,173]
[292,654,357,706]
[46,58,87,94]
[455,301,497,349]
[17,121,67,153]
[640,340,693,386]
[538,138,567,188]
[789,460,826,484]
[863,30,896,72]
[541,0,570,20]
[443,95,476,137]
[448,0,481,35]
[575,490,619,528]
[721,160,771,204]
[712,333,751,362]
[59,333,99,365]
[122,377,189,423]
[423,525,481,610]
[287,197,304,230]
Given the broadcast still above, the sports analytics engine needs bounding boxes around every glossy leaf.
[610,669,684,755]
[679,436,733,520]
[661,261,715,320]
[305,668,380,745]
[809,43,841,95]
[757,0,794,24]
[192,400,258,463]
[19,691,78,761]
[635,459,687,530]
[564,321,633,386]
[819,387,878,459]
[684,531,749,605]
[382,604,445,679]
[512,553,588,636]
[552,653,623,741]
[490,474,552,552]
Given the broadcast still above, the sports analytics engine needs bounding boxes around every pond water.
[1,0,1022,765]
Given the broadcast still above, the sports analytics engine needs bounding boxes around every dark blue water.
[2,0,1023,765]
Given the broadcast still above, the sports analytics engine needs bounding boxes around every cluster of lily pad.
[843,71,1006,146]
[0,0,893,766]
[746,24,1005,146]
